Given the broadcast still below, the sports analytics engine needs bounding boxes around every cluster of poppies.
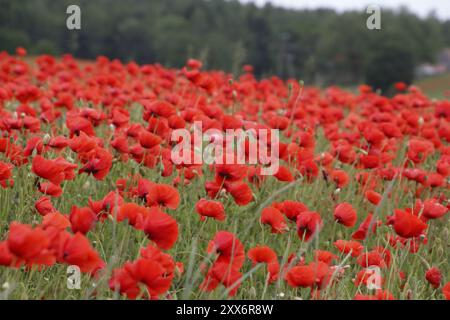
[0,48,448,300]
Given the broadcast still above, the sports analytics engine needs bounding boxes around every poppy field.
[0,49,449,300]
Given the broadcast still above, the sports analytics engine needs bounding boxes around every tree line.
[1,0,449,88]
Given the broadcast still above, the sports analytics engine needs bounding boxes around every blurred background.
[1,0,449,94]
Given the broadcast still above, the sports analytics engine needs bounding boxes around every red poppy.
[247,246,279,283]
[261,207,288,234]
[224,181,253,206]
[117,203,149,227]
[207,231,245,268]
[443,282,450,300]
[38,182,63,197]
[387,209,427,238]
[139,130,162,149]
[32,155,77,185]
[35,196,57,216]
[0,161,14,188]
[6,222,55,267]
[143,207,178,250]
[195,199,226,221]
[425,267,442,289]
[62,233,105,274]
[334,240,364,257]
[78,147,113,180]
[352,213,379,240]
[296,211,322,241]
[146,183,180,209]
[273,200,309,221]
[365,190,382,205]
[333,202,357,227]
[69,206,97,234]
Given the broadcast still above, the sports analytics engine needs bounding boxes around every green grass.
[416,73,450,99]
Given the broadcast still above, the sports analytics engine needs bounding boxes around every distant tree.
[365,41,415,95]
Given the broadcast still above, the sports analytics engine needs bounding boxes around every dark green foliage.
[365,42,415,94]
[0,0,448,84]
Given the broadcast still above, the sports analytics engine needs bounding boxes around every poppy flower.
[224,181,253,206]
[35,196,57,216]
[69,206,97,234]
[272,200,308,222]
[62,233,105,274]
[354,268,384,288]
[6,222,55,267]
[31,155,77,185]
[200,261,243,297]
[139,130,162,149]
[387,209,427,238]
[334,240,364,257]
[214,164,248,184]
[314,250,338,265]
[78,147,113,180]
[117,203,149,227]
[247,246,279,283]
[354,289,395,300]
[407,139,434,164]
[109,245,175,299]
[443,282,450,300]
[0,241,13,266]
[425,267,442,289]
[261,207,288,234]
[285,265,315,288]
[296,211,322,241]
[274,166,294,182]
[0,161,14,188]
[329,169,349,188]
[207,231,245,268]
[365,190,382,205]
[195,199,226,221]
[145,183,180,210]
[357,250,387,268]
[352,213,379,240]
[334,202,357,227]
[38,182,63,197]
[143,207,178,250]
[414,199,448,221]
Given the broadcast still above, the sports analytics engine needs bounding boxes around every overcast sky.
[239,0,450,20]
